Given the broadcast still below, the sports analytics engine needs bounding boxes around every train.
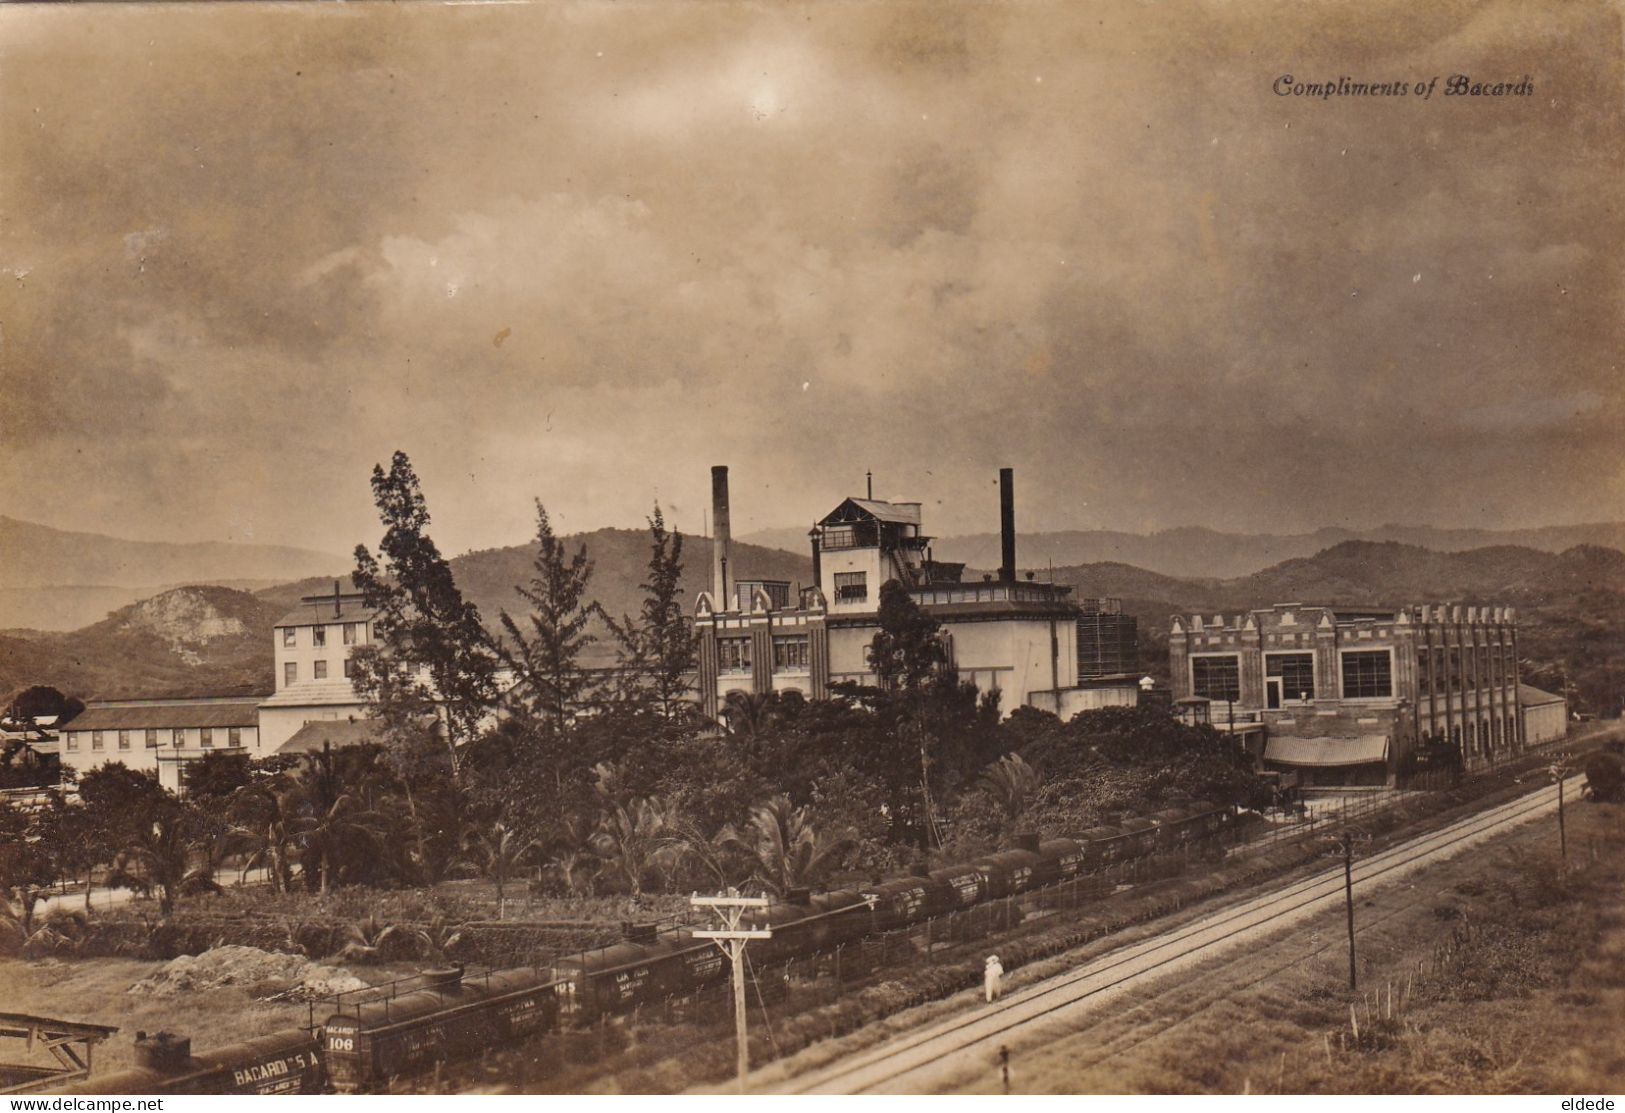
[53,800,1234,1094]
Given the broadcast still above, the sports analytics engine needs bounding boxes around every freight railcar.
[51,1029,324,1095]
[322,966,559,1093]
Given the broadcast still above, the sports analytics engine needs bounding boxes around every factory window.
[1191,655,1240,702]
[343,657,354,679]
[1477,647,1490,685]
[283,627,296,648]
[773,635,810,672]
[1341,650,1393,699]
[313,626,327,648]
[718,636,752,673]
[833,571,868,603]
[1417,651,1432,693]
[173,728,186,747]
[314,660,328,680]
[200,728,213,749]
[229,727,243,748]
[285,661,297,686]
[1265,653,1315,702]
[1448,648,1462,690]
[67,735,78,752]
[145,728,159,749]
[92,730,104,751]
[118,730,130,751]
[822,526,858,550]
[343,623,358,645]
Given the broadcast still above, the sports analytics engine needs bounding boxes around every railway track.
[771,774,1578,1094]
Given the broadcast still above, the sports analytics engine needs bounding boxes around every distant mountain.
[0,585,278,701]
[0,516,345,630]
[752,522,1625,580]
[7,532,1620,713]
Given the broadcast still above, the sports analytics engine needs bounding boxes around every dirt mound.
[129,944,365,1000]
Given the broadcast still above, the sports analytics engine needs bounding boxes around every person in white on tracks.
[984,954,1004,1002]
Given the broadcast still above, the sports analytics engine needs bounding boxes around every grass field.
[951,796,1625,1094]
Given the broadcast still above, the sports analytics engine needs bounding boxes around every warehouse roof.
[1518,684,1565,708]
[276,718,385,754]
[62,699,262,732]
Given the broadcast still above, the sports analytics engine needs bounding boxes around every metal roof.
[61,700,262,732]
[819,497,922,527]
[276,718,384,754]
[274,596,378,629]
[1263,733,1389,767]
[1517,683,1565,707]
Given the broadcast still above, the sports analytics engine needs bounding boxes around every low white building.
[59,696,264,794]
[1519,683,1568,747]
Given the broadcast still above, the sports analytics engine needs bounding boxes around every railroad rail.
[773,774,1578,1094]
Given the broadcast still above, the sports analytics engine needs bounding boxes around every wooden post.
[1342,831,1357,990]
[692,891,772,1094]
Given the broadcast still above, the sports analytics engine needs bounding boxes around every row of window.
[281,622,364,649]
[1431,714,1518,755]
[284,659,353,685]
[832,571,868,603]
[69,727,244,752]
[1417,646,1516,695]
[718,635,811,674]
[1191,650,1395,702]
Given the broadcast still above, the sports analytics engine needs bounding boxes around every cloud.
[1,0,1621,553]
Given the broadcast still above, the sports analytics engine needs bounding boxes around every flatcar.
[51,1029,324,1095]
[323,965,559,1093]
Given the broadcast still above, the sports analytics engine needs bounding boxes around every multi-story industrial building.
[1169,603,1522,785]
[1076,598,1139,679]
[694,466,1139,722]
[256,586,379,751]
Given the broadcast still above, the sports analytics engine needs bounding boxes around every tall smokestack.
[999,467,1016,583]
[711,465,732,609]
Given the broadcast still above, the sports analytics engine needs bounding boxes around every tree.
[457,820,538,912]
[286,744,391,894]
[6,685,84,725]
[0,801,52,933]
[495,502,600,817]
[591,796,676,898]
[182,751,252,806]
[351,450,501,783]
[227,773,301,893]
[113,801,210,916]
[498,501,598,742]
[719,795,855,895]
[979,753,1042,831]
[604,505,696,719]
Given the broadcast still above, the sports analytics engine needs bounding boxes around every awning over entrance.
[1264,733,1388,767]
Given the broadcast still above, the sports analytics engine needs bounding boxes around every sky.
[2,0,1621,558]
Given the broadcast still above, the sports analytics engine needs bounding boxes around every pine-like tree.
[498,501,598,738]
[350,451,500,783]
[605,505,696,719]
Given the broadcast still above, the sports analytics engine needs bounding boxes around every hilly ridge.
[3,536,1619,716]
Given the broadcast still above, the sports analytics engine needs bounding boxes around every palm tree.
[227,777,299,893]
[117,806,208,915]
[591,796,676,898]
[544,814,600,896]
[719,795,855,896]
[286,747,389,895]
[979,753,1041,831]
[457,820,539,914]
[721,690,776,752]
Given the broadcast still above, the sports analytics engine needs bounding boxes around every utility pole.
[692,891,772,1093]
[1340,830,1357,990]
[1549,757,1573,879]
